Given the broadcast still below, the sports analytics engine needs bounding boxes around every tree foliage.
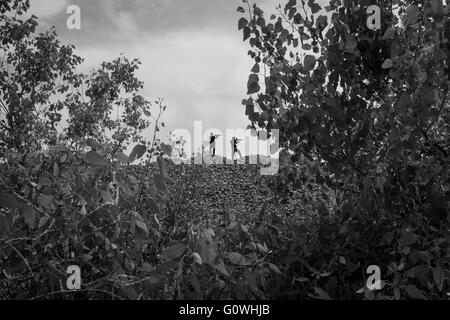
[238,0,449,299]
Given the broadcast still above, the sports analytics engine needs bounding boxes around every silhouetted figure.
[209,133,221,157]
[231,137,242,160]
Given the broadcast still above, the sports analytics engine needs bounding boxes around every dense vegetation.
[0,0,449,300]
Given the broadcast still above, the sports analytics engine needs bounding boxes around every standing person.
[231,137,243,160]
[209,132,221,157]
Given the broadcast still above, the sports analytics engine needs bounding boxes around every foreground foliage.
[238,0,450,299]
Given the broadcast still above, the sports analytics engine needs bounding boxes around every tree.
[238,0,449,299]
[0,0,167,299]
[0,0,159,162]
[239,0,449,215]
[0,0,82,155]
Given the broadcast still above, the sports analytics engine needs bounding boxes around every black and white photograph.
[0,0,449,309]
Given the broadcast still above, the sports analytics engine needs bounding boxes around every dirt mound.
[123,157,280,219]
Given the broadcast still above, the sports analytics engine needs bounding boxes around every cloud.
[25,0,292,146]
[74,27,252,141]
[46,0,286,45]
[29,0,69,18]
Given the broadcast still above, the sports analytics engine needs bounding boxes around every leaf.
[380,231,395,245]
[405,264,429,279]
[81,253,93,262]
[344,36,358,52]
[432,266,444,291]
[159,244,187,261]
[256,16,265,28]
[243,26,251,41]
[37,195,54,210]
[21,206,36,228]
[403,5,420,25]
[237,6,245,13]
[248,73,258,84]
[160,143,172,156]
[128,175,138,184]
[285,0,296,10]
[431,0,444,15]
[198,239,217,265]
[247,74,260,94]
[154,174,167,192]
[310,3,321,14]
[116,151,129,163]
[242,97,253,106]
[191,252,203,265]
[239,224,252,240]
[112,132,122,141]
[146,198,160,214]
[247,82,260,95]
[398,230,417,247]
[142,262,154,273]
[316,15,328,30]
[60,153,68,163]
[394,287,401,300]
[135,219,149,235]
[86,150,109,167]
[213,258,230,277]
[51,144,67,152]
[256,243,268,254]
[120,286,139,300]
[245,104,254,115]
[303,55,316,71]
[225,252,249,265]
[405,285,427,300]
[253,6,263,16]
[157,156,168,178]
[319,272,332,277]
[356,287,366,294]
[381,59,393,69]
[293,13,303,24]
[314,287,331,300]
[86,139,101,150]
[38,216,50,229]
[382,27,395,40]
[0,192,22,209]
[128,144,146,162]
[100,190,114,204]
[53,162,60,177]
[250,63,260,73]
[267,263,282,274]
[247,74,261,94]
[238,17,248,30]
[418,87,439,107]
[0,216,11,235]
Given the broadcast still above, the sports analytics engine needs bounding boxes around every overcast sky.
[27,0,290,154]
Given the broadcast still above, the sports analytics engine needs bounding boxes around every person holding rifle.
[231,137,243,160]
[209,132,221,157]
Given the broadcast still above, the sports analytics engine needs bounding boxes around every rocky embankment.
[123,156,284,222]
